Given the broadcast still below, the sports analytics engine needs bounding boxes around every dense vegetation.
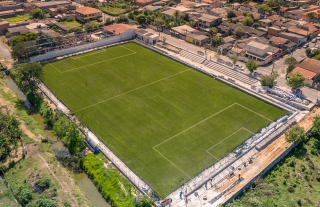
[227,116,320,207]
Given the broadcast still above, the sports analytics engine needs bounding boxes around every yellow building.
[186,33,209,46]
[75,7,102,23]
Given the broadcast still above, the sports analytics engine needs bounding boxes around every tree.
[211,36,225,47]
[5,32,12,38]
[285,125,305,143]
[284,57,298,79]
[143,9,153,16]
[288,72,305,89]
[20,188,32,204]
[36,198,56,207]
[246,60,258,74]
[305,48,311,57]
[154,18,165,36]
[135,14,146,25]
[168,1,176,6]
[227,10,236,18]
[235,26,243,37]
[105,18,112,25]
[89,1,99,8]
[260,72,279,88]
[252,22,260,29]
[312,115,320,136]
[209,27,218,36]
[37,176,51,188]
[31,8,45,19]
[182,13,189,21]
[229,54,238,68]
[242,11,247,16]
[242,16,253,27]
[173,10,180,22]
[73,27,82,32]
[11,31,38,46]
[162,36,167,44]
[11,43,26,61]
[20,62,44,93]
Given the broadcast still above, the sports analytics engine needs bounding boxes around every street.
[0,41,12,61]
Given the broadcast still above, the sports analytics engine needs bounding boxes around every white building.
[135,29,159,44]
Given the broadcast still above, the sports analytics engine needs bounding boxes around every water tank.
[85,131,100,149]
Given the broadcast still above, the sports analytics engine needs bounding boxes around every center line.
[76,69,191,112]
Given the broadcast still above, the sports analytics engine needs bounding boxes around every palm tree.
[154,17,165,36]
[173,10,180,22]
[162,36,167,45]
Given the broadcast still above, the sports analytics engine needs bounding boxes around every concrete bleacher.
[205,61,258,85]
[179,50,205,64]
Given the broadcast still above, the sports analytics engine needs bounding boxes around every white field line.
[49,63,63,73]
[153,103,237,149]
[153,147,191,179]
[52,45,136,73]
[76,69,191,112]
[71,49,106,59]
[205,127,254,159]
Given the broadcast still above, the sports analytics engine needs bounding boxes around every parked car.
[197,51,204,56]
[254,72,262,76]
[316,45,319,48]
[312,39,317,43]
[225,61,233,67]
[303,43,309,48]
[235,65,244,70]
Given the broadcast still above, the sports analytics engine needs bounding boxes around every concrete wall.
[30,30,135,62]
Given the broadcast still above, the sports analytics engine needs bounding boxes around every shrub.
[5,32,12,38]
[20,188,32,204]
[66,16,75,22]
[304,174,309,181]
[297,199,302,206]
[73,27,82,32]
[287,186,294,192]
[316,175,320,182]
[168,1,176,6]
[37,176,51,188]
[301,165,306,171]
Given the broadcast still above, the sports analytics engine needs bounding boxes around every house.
[135,29,159,44]
[7,25,28,36]
[186,33,209,46]
[211,1,224,8]
[139,6,162,13]
[250,12,263,20]
[0,8,25,19]
[283,9,304,20]
[162,9,177,18]
[259,19,273,27]
[208,7,227,17]
[197,14,222,29]
[33,1,71,9]
[0,20,9,32]
[231,16,245,23]
[26,23,48,31]
[291,58,320,86]
[217,22,267,37]
[267,27,283,36]
[102,23,137,36]
[269,36,290,48]
[171,25,197,39]
[288,27,310,39]
[172,5,192,13]
[180,1,194,6]
[266,15,281,23]
[223,36,235,44]
[246,41,272,64]
[302,23,320,37]
[278,32,306,46]
[75,6,102,23]
[240,2,258,12]
[49,7,68,17]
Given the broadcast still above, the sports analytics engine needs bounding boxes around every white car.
[312,39,317,43]
[235,65,244,70]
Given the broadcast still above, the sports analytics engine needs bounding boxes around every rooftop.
[288,27,309,36]
[171,25,196,34]
[75,6,101,15]
[198,13,220,21]
[303,23,318,33]
[247,41,269,50]
[269,36,289,45]
[298,58,320,73]
[210,7,227,13]
[223,36,235,43]
[102,24,137,35]
[286,9,305,15]
[7,25,28,33]
[292,66,317,80]
[34,1,70,8]
[267,15,281,22]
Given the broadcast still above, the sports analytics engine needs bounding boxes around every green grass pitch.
[41,42,287,197]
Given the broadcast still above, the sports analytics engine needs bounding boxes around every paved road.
[0,41,12,60]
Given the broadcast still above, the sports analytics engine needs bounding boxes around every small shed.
[136,29,159,44]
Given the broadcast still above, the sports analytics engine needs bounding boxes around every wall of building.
[247,45,268,57]
[30,30,135,62]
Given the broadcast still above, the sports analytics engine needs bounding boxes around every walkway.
[0,41,12,61]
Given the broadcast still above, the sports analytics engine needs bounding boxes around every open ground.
[41,42,287,197]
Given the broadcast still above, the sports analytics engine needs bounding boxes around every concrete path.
[0,41,12,61]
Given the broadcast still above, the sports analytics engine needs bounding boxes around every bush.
[5,32,12,38]
[37,176,51,188]
[66,16,75,22]
[20,188,32,204]
[73,27,82,32]
[287,186,294,192]
[297,199,302,206]
[36,198,55,207]
[168,1,176,6]
[316,175,320,182]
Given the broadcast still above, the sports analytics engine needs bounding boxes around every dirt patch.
[25,143,39,157]
[32,184,47,194]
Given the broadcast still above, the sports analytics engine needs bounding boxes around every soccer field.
[42,42,287,197]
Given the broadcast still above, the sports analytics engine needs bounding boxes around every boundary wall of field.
[30,30,136,62]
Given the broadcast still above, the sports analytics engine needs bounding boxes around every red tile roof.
[268,15,281,22]
[303,23,318,33]
[298,58,320,74]
[181,1,194,6]
[75,6,101,15]
[292,67,317,80]
[102,24,137,35]
[288,27,309,36]
[269,36,288,45]
[241,2,257,7]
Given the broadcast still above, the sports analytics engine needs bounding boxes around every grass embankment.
[83,152,138,207]
[228,127,320,206]
[0,76,91,207]
[42,42,287,197]
[6,14,32,22]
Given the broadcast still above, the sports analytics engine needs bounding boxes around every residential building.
[267,27,283,36]
[269,36,290,47]
[217,21,267,37]
[75,6,102,23]
[278,32,306,45]
[259,19,273,27]
[266,15,281,23]
[7,25,28,36]
[0,20,9,32]
[240,2,258,12]
[33,1,71,9]
[186,33,209,46]
[302,23,320,37]
[136,29,159,44]
[246,41,272,64]
[49,7,68,17]
[288,27,310,39]
[162,9,176,19]
[197,14,222,29]
[283,9,304,20]
[291,58,320,86]
[171,25,206,39]
[223,36,235,44]
[139,6,162,13]
[211,1,224,7]
[102,24,137,36]
[208,7,227,17]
